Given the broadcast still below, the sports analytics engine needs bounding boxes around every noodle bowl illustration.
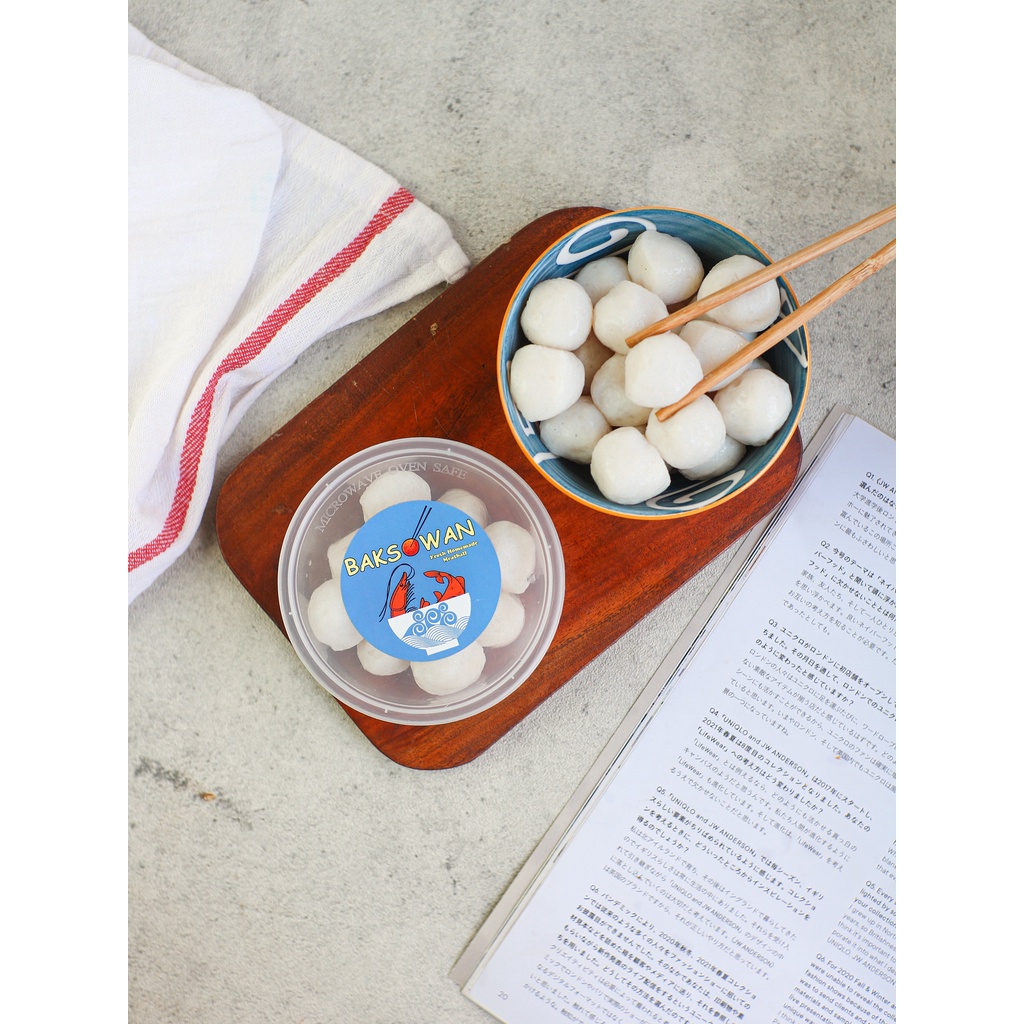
[388,593,473,654]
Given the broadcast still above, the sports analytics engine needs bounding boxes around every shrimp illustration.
[423,570,467,603]
[381,563,416,620]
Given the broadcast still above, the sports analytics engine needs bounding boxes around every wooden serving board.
[216,207,802,770]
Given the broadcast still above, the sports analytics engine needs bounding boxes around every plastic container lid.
[278,438,565,725]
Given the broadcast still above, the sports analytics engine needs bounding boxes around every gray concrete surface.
[127,3,895,1021]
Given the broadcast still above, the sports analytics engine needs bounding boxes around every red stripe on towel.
[128,186,416,575]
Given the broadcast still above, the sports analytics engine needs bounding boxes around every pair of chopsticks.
[625,204,896,422]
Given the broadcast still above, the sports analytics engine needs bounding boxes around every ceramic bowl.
[278,438,565,725]
[497,207,809,518]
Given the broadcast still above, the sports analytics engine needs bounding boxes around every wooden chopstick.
[624,203,896,348]
[653,237,896,422]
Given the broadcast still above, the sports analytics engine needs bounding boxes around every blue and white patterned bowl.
[498,207,809,519]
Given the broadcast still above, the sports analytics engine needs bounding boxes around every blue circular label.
[339,501,501,662]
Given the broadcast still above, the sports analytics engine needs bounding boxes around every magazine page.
[458,413,896,1024]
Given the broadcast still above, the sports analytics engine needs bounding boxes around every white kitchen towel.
[128,25,469,604]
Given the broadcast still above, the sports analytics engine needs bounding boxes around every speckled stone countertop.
[127,3,895,1021]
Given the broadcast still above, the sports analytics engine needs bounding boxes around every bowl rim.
[276,436,566,725]
[497,206,810,520]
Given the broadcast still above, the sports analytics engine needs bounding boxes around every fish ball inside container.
[627,229,705,305]
[360,470,431,521]
[509,344,585,422]
[624,332,703,409]
[697,254,782,333]
[327,529,358,578]
[411,642,486,695]
[680,320,755,389]
[714,367,793,446]
[593,280,668,355]
[356,639,409,677]
[486,520,537,594]
[539,397,611,464]
[477,591,526,648]
[520,277,593,350]
[646,396,727,471]
[590,354,650,428]
[680,434,747,481]
[575,332,613,394]
[307,577,362,651]
[574,255,630,303]
[438,488,490,527]
[590,426,671,505]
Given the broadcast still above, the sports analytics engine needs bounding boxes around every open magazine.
[452,407,896,1024]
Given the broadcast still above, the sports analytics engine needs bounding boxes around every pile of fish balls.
[508,229,793,505]
[305,469,539,697]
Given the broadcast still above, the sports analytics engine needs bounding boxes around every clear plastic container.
[278,438,565,725]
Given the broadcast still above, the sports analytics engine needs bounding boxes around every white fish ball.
[539,397,611,464]
[411,642,486,695]
[592,280,668,355]
[356,639,409,677]
[438,488,490,526]
[509,344,585,422]
[327,529,359,578]
[520,277,593,350]
[697,254,782,333]
[627,229,705,305]
[679,320,755,389]
[590,427,671,505]
[624,332,703,409]
[486,520,537,594]
[590,354,650,428]
[575,331,614,394]
[360,470,431,521]
[645,396,727,471]
[714,367,793,446]
[477,591,526,648]
[574,256,630,303]
[307,577,362,651]
[680,434,747,481]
